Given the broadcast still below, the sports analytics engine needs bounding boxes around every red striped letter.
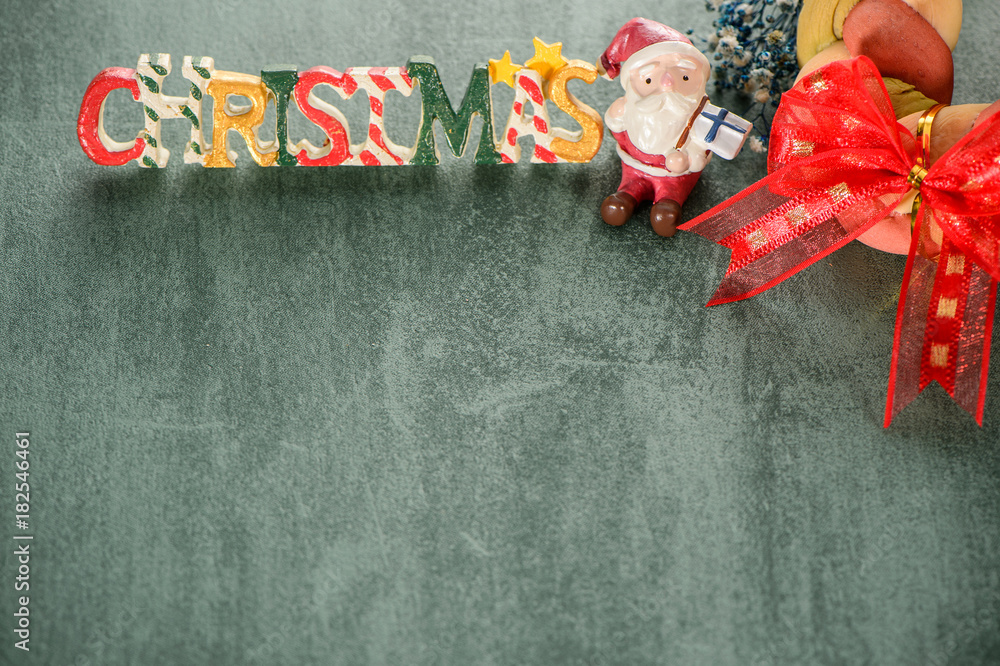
[77,67,145,166]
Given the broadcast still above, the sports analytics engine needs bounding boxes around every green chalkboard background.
[2,1,999,664]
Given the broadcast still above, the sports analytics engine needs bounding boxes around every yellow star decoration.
[489,50,522,88]
[525,37,568,81]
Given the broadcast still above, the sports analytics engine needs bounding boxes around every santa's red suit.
[609,127,705,207]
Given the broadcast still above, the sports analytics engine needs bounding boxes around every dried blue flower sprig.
[701,0,803,150]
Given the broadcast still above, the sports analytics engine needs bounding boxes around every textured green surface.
[1,1,999,665]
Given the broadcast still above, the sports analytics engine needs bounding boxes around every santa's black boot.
[601,192,637,226]
[650,199,682,237]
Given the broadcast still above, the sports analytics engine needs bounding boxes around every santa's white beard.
[622,89,700,156]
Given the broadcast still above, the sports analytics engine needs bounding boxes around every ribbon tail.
[680,176,782,304]
[885,209,936,426]
[928,244,997,424]
[682,163,903,306]
[966,267,997,424]
[680,175,773,243]
[885,212,998,426]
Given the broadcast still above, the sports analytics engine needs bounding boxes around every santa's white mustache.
[630,90,696,115]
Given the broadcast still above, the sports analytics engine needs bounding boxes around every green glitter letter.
[261,66,299,167]
[406,56,502,165]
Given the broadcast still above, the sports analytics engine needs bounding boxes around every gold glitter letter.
[205,71,277,168]
[548,61,604,163]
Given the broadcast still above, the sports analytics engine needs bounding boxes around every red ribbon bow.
[680,56,1000,426]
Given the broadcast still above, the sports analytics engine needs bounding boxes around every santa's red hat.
[600,17,710,83]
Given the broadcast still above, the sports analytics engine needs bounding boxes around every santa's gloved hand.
[664,150,689,173]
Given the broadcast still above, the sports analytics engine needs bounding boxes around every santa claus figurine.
[599,18,751,237]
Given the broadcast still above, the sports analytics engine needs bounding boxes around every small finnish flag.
[692,102,753,160]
